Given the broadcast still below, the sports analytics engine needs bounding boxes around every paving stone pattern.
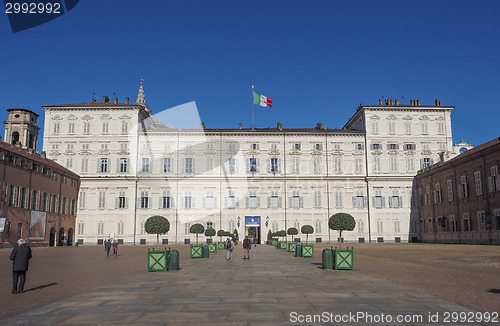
[1,245,477,325]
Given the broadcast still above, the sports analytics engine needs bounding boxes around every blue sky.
[1,0,499,149]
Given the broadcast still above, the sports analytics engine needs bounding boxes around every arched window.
[11,131,19,145]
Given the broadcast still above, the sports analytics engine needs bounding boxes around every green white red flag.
[253,90,272,107]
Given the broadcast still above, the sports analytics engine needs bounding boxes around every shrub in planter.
[145,215,170,249]
[205,227,216,243]
[329,212,355,249]
[287,227,298,242]
[190,223,205,244]
[301,225,314,244]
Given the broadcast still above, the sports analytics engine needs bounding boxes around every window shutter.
[192,197,195,208]
[116,159,120,173]
[191,158,195,174]
[278,158,282,172]
[171,197,174,208]
[278,197,282,208]
[457,184,462,199]
[430,158,434,165]
[256,158,260,172]
[160,158,164,172]
[496,177,500,192]
[257,197,260,208]
[235,197,239,207]
[246,197,249,208]
[125,198,129,209]
[115,197,119,208]
[289,197,292,208]
[246,159,250,172]
[488,176,493,192]
[224,160,228,172]
[372,196,375,207]
[148,197,152,208]
[202,197,206,208]
[182,197,185,208]
[382,197,386,208]
[224,197,228,208]
[159,197,162,209]
[267,159,271,173]
[464,184,468,198]
[420,158,424,169]
[267,197,271,208]
[399,196,403,207]
[137,197,141,208]
[235,159,239,173]
[214,197,217,208]
[300,197,304,208]
[364,196,368,207]
[97,159,101,173]
[352,196,357,208]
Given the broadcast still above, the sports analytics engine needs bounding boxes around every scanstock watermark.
[3,0,79,33]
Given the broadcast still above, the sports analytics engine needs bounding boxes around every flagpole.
[252,85,255,130]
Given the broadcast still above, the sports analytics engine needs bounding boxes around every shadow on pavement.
[24,282,58,293]
[487,289,500,293]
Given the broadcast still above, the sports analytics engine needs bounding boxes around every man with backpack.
[225,237,234,261]
[242,235,251,260]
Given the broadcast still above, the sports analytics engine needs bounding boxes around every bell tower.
[3,108,40,151]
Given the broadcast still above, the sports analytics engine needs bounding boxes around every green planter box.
[334,248,354,270]
[217,242,226,250]
[190,245,203,258]
[302,244,314,257]
[271,240,277,246]
[208,243,217,253]
[276,241,280,249]
[288,242,296,252]
[148,249,168,272]
[279,241,287,249]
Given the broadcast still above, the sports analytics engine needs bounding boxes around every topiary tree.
[267,230,272,242]
[205,228,216,243]
[217,229,226,242]
[287,227,298,242]
[145,215,170,249]
[278,230,287,241]
[301,225,314,244]
[190,223,205,244]
[329,212,356,249]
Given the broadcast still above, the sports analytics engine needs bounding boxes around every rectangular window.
[61,197,68,214]
[70,199,76,215]
[437,122,445,134]
[118,191,127,208]
[118,222,124,235]
[372,122,379,134]
[248,190,259,208]
[333,158,342,173]
[459,175,469,198]
[333,143,341,150]
[162,191,172,209]
[405,122,411,134]
[269,190,280,208]
[204,191,216,209]
[270,158,279,173]
[373,157,380,173]
[83,122,90,134]
[371,143,381,150]
[315,221,322,233]
[421,122,428,134]
[292,157,299,172]
[42,192,48,211]
[184,191,192,208]
[388,122,395,134]
[77,222,84,235]
[119,158,128,173]
[100,158,109,173]
[98,191,106,208]
[97,222,104,235]
[51,194,58,213]
[20,187,27,209]
[358,221,364,233]
[66,158,73,169]
[102,122,109,134]
[447,180,453,201]
[162,158,171,173]
[335,190,343,208]
[404,143,416,151]
[141,191,149,208]
[227,158,236,173]
[141,158,150,173]
[206,156,214,171]
[489,166,499,192]
[53,122,60,134]
[374,189,384,208]
[292,143,301,151]
[390,156,398,172]
[68,122,75,134]
[434,184,442,203]
[314,143,322,151]
[406,157,414,172]
[354,143,364,151]
[272,222,278,233]
[291,191,302,208]
[377,220,383,233]
[474,171,482,196]
[394,220,400,233]
[185,158,193,173]
[314,190,321,207]
[355,158,363,173]
[313,157,321,173]
[31,190,39,210]
[388,143,399,150]
[81,158,88,173]
[251,143,259,150]
[121,121,128,133]
[227,190,238,208]
[422,158,431,169]
[249,158,257,172]
[389,190,401,208]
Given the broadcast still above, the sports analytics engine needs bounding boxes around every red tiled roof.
[0,141,80,180]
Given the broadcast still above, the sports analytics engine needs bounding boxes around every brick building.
[415,137,500,244]
[0,108,80,247]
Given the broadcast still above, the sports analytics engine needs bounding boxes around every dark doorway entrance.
[67,228,74,246]
[49,227,56,246]
[58,227,65,246]
[245,216,261,244]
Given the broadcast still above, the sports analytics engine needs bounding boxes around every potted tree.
[328,213,355,249]
[145,215,170,249]
[287,227,298,252]
[300,225,314,257]
[189,223,205,258]
[205,228,217,252]
[217,230,227,250]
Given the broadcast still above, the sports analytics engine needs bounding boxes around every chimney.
[435,99,442,106]
[92,98,96,103]
[125,97,129,104]
[379,98,383,105]
[40,151,46,159]
[239,122,242,130]
[395,99,400,105]
[439,152,445,163]
[199,122,205,130]
[417,99,421,106]
[277,122,283,131]
[114,97,118,104]
[103,95,109,103]
[385,98,390,105]
[316,122,323,130]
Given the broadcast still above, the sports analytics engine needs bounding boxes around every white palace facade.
[42,85,459,245]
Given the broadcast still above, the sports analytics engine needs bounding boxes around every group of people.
[226,235,257,261]
[104,239,118,256]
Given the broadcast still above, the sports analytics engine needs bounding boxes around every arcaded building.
[415,137,500,244]
[0,108,80,247]
[41,82,464,245]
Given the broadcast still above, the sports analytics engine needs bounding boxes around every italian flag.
[253,90,272,107]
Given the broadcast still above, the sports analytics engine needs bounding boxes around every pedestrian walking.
[225,237,234,261]
[10,239,32,294]
[104,239,111,256]
[242,235,250,260]
[112,240,118,256]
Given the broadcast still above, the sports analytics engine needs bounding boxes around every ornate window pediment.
[81,115,93,121]
[100,114,112,120]
[402,115,413,121]
[51,115,63,120]
[119,114,131,120]
[67,114,78,120]
[387,114,398,120]
[369,115,380,120]
[419,115,430,120]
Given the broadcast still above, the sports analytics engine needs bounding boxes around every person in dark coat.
[104,239,111,256]
[242,236,250,260]
[10,239,32,294]
[112,240,118,256]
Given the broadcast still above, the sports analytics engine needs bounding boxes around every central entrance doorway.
[245,216,261,244]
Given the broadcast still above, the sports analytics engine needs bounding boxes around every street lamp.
[237,216,240,228]
[265,216,269,227]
